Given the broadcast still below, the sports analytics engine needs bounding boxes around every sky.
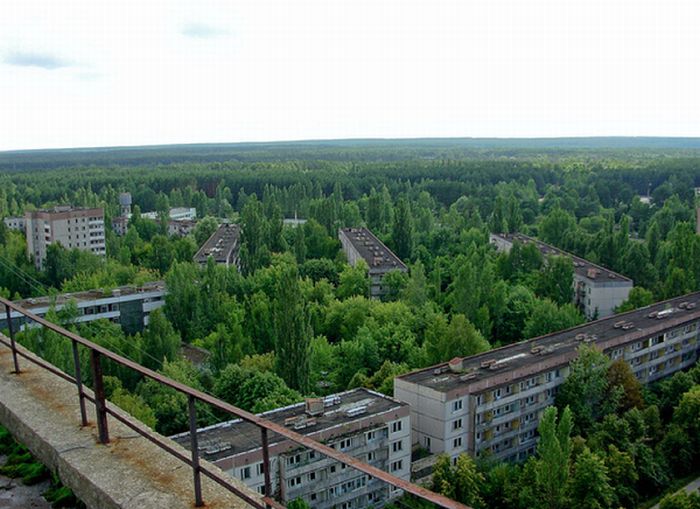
[1,0,699,151]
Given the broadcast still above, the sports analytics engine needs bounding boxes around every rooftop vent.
[679,301,689,309]
[305,398,324,417]
[622,322,634,330]
[460,372,478,381]
[530,345,543,354]
[613,320,626,329]
[323,395,341,407]
[346,405,368,418]
[657,309,674,319]
[480,359,496,369]
[448,357,464,373]
[687,302,697,309]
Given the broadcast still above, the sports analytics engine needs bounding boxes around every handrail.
[0,297,469,509]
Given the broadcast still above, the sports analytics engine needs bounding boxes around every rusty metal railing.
[0,297,468,509]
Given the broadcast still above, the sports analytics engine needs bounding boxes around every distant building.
[112,216,129,236]
[119,192,132,217]
[490,233,633,319]
[171,388,411,509]
[338,228,407,299]
[142,207,197,221]
[193,223,241,269]
[283,218,308,228]
[25,206,106,270]
[0,281,166,335]
[3,216,25,232]
[395,292,700,464]
[168,219,197,238]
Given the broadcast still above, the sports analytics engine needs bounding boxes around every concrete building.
[395,292,700,464]
[490,233,633,319]
[119,192,132,217]
[142,207,197,221]
[25,206,106,270]
[193,223,241,269]
[338,228,408,300]
[171,389,411,509]
[0,281,166,335]
[3,216,25,232]
[167,219,197,237]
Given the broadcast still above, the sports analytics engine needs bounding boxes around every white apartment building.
[172,389,412,509]
[3,216,26,232]
[395,292,700,464]
[490,233,633,319]
[25,206,106,269]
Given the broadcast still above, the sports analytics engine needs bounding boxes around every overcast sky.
[1,0,699,151]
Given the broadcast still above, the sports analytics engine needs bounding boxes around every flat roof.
[339,227,407,272]
[2,280,166,313]
[170,388,407,463]
[193,223,240,264]
[491,233,632,284]
[398,291,700,393]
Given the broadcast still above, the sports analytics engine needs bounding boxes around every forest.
[1,144,700,508]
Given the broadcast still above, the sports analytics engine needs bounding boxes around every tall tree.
[533,406,573,509]
[569,448,614,509]
[272,263,312,392]
[391,197,414,260]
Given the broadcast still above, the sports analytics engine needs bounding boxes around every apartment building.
[25,206,106,269]
[395,292,700,463]
[490,233,633,319]
[193,223,241,269]
[338,228,407,300]
[142,207,197,221]
[3,216,25,232]
[0,281,166,335]
[172,389,411,509]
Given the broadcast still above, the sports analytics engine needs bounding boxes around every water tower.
[119,192,132,217]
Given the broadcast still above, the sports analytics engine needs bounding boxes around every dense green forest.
[1,143,700,508]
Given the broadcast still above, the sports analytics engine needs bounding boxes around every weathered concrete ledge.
[0,339,255,509]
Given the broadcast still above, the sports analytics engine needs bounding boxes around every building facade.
[193,223,241,269]
[25,206,106,270]
[490,233,633,319]
[3,216,25,232]
[172,389,411,509]
[395,292,700,464]
[338,228,407,300]
[0,281,166,335]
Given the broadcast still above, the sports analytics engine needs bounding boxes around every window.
[366,430,376,441]
[453,437,462,449]
[452,399,463,412]
[493,388,502,400]
[257,485,266,495]
[453,418,463,430]
[391,460,403,472]
[288,476,302,488]
[476,395,483,406]
[424,436,431,449]
[256,463,265,476]
[391,420,402,433]
[392,440,403,453]
[330,465,336,474]
[288,454,301,466]
[240,467,251,480]
[367,451,376,462]
[340,438,352,450]
[308,451,316,460]
[310,493,317,501]
[308,472,316,482]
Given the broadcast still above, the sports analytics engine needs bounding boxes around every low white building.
[3,216,25,232]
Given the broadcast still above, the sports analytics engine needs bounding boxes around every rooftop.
[26,206,104,216]
[398,291,700,393]
[2,280,166,313]
[171,388,406,463]
[492,232,632,283]
[193,223,240,265]
[339,227,407,272]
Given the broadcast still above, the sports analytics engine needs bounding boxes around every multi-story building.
[338,228,407,300]
[193,223,241,269]
[167,219,197,237]
[25,206,106,269]
[171,389,411,509]
[3,216,25,232]
[0,281,166,335]
[395,292,700,464]
[490,233,633,319]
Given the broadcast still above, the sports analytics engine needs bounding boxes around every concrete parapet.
[0,339,256,509]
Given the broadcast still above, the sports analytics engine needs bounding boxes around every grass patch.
[0,425,85,508]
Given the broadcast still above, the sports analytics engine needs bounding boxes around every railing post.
[72,339,88,427]
[188,395,204,507]
[5,305,20,374]
[90,349,109,444]
[261,428,272,509]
